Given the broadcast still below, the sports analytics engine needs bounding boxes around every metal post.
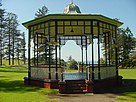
[55,21,58,80]
[104,32,107,66]
[81,36,84,72]
[98,21,101,80]
[34,34,36,66]
[115,26,119,81]
[85,36,88,80]
[48,21,51,79]
[28,27,31,84]
[36,33,38,67]
[59,37,63,81]
[108,32,111,66]
[91,21,94,80]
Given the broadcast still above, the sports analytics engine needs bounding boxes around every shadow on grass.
[0,69,27,73]
[0,79,41,93]
[95,79,136,95]
[119,79,136,91]
[0,66,28,73]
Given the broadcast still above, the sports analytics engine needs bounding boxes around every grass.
[0,66,58,102]
[2,60,25,66]
[117,69,136,102]
[65,69,78,72]
[1,64,136,102]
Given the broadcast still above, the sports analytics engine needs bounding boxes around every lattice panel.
[100,67,116,79]
[31,67,62,79]
[94,67,98,80]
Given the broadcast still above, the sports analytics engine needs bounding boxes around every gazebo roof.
[23,14,123,28]
[64,2,81,14]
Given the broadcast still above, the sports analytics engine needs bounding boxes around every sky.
[2,0,136,61]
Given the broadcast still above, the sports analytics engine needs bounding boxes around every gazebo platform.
[24,75,122,93]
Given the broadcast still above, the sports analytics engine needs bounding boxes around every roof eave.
[22,14,123,28]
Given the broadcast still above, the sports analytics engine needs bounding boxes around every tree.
[31,34,55,65]
[100,58,105,64]
[129,52,136,67]
[35,5,48,18]
[20,32,26,64]
[67,56,78,70]
[0,2,26,66]
[117,27,136,68]
[101,27,136,68]
[0,2,5,65]
[14,30,23,65]
[4,12,19,65]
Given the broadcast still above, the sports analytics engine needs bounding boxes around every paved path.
[50,93,117,102]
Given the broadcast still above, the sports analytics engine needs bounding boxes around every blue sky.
[2,0,136,61]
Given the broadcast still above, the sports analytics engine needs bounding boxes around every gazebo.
[23,2,123,93]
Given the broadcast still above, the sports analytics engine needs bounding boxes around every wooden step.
[65,80,85,84]
[66,86,86,90]
[66,83,86,87]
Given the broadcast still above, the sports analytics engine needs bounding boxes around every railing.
[30,64,116,80]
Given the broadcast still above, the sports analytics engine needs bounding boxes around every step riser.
[65,80,86,93]
[65,81,85,84]
[59,80,94,93]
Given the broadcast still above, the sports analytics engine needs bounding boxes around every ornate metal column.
[33,33,36,66]
[59,37,63,81]
[81,36,84,72]
[85,36,88,80]
[48,21,51,79]
[91,21,94,80]
[28,27,31,84]
[55,21,58,80]
[97,21,101,80]
[36,33,39,67]
[115,26,119,80]
[108,29,111,66]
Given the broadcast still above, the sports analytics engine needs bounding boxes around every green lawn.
[0,66,58,102]
[117,69,136,102]
[1,65,136,102]
[2,60,25,66]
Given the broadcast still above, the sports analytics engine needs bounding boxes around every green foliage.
[101,27,136,68]
[59,59,67,67]
[32,35,54,65]
[117,27,136,68]
[0,4,26,66]
[129,53,136,67]
[20,32,26,64]
[67,56,78,70]
[100,58,105,64]
[0,3,6,66]
[0,66,58,102]
[2,59,27,67]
